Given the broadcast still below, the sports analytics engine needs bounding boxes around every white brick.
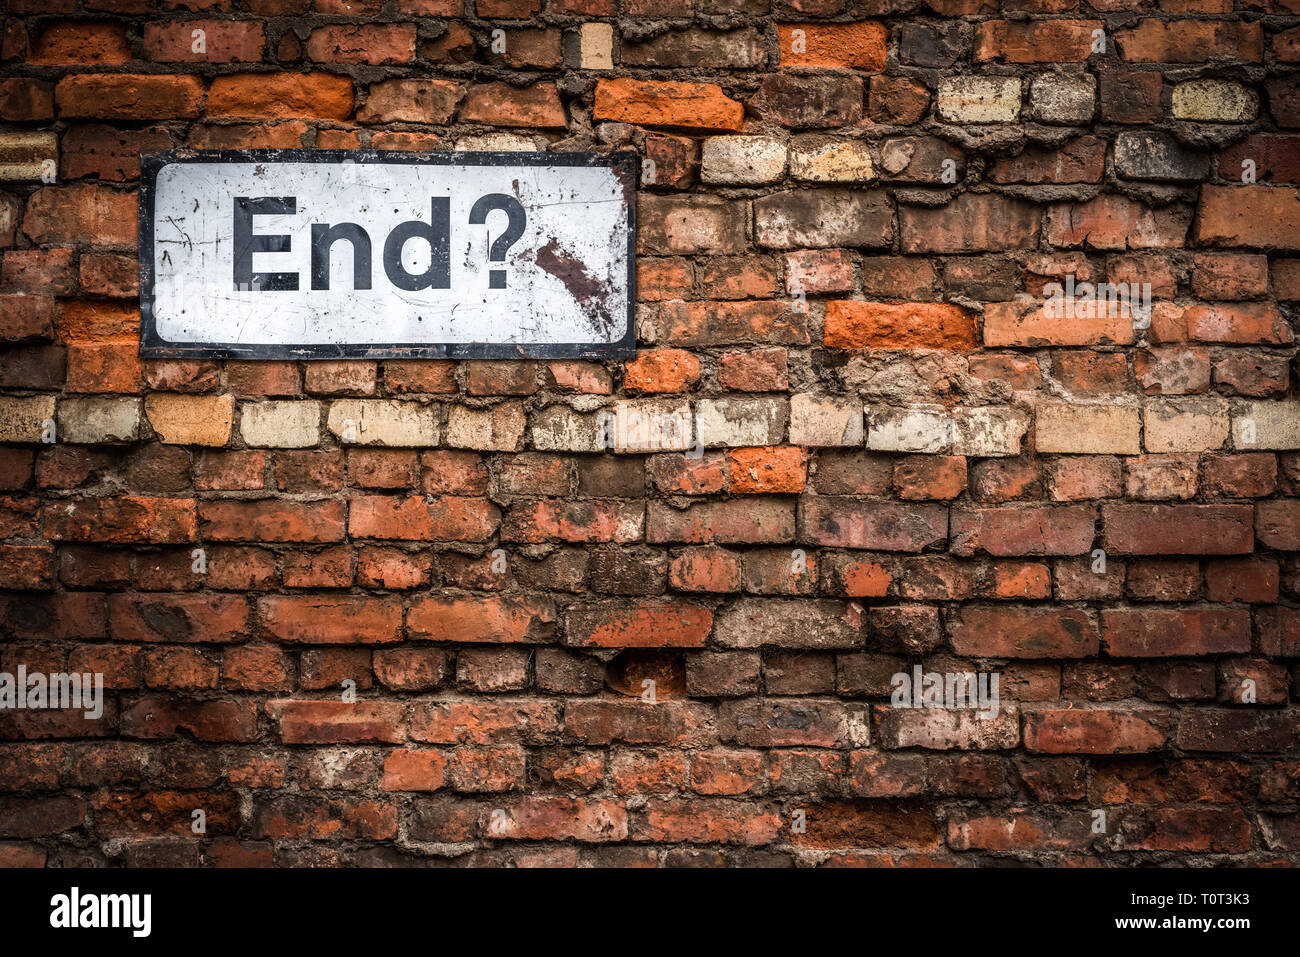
[1171,80,1258,122]
[937,76,1021,124]
[1232,400,1300,450]
[531,406,604,452]
[867,406,951,453]
[57,397,141,444]
[1036,403,1141,455]
[958,406,1031,457]
[694,397,786,448]
[789,393,863,446]
[701,136,788,185]
[1143,397,1230,453]
[866,405,1028,456]
[606,399,694,453]
[0,395,55,443]
[241,400,322,448]
[579,22,614,70]
[1028,73,1095,125]
[445,403,526,451]
[789,139,874,183]
[453,132,538,152]
[327,400,438,447]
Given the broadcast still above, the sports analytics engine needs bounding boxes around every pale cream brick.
[1232,400,1300,450]
[1028,73,1095,125]
[959,406,1031,457]
[445,402,526,451]
[878,704,1020,750]
[241,400,322,448]
[0,395,55,443]
[1036,403,1141,455]
[868,406,952,453]
[714,598,864,650]
[146,394,234,447]
[789,393,863,446]
[604,399,694,453]
[1171,80,1258,122]
[531,406,605,452]
[57,397,141,444]
[937,76,1021,124]
[701,136,788,185]
[453,132,538,152]
[579,22,614,70]
[694,397,786,448]
[866,406,1027,456]
[1143,397,1230,453]
[0,132,58,181]
[327,399,438,447]
[789,138,875,183]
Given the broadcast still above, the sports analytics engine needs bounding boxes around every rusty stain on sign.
[138,149,637,359]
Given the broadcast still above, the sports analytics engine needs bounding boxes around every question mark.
[468,193,526,289]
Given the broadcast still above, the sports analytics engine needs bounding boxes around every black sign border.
[138,148,638,360]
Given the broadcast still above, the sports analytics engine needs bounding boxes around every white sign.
[139,150,636,358]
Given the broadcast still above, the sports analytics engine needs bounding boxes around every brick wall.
[1,0,1298,867]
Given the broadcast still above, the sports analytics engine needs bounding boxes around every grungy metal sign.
[138,150,636,359]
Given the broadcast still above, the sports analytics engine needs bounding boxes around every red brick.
[259,596,402,645]
[254,796,397,840]
[623,349,700,393]
[2,250,75,296]
[109,594,248,643]
[824,302,977,350]
[594,78,743,132]
[1102,504,1254,554]
[668,547,742,592]
[43,496,195,544]
[799,499,946,551]
[348,495,499,542]
[460,82,565,128]
[269,700,404,743]
[305,24,414,65]
[951,606,1099,658]
[777,22,887,69]
[121,697,257,741]
[1102,607,1252,656]
[976,19,1103,62]
[1196,186,1300,251]
[142,20,265,62]
[566,600,712,648]
[199,500,345,542]
[207,72,354,119]
[408,595,557,643]
[22,184,136,247]
[1024,708,1170,753]
[1256,499,1300,551]
[951,506,1095,556]
[56,73,203,119]
[0,79,54,121]
[1116,19,1262,62]
[31,21,131,64]
[1205,557,1279,603]
[504,500,643,543]
[728,446,806,494]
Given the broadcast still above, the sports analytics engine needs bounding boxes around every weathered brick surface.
[0,2,1297,870]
